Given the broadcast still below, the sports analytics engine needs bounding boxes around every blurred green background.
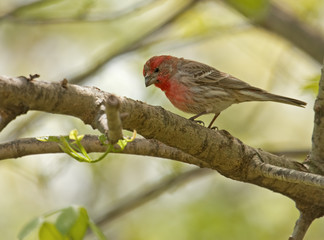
[0,0,323,239]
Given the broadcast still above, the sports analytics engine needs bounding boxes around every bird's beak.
[145,75,155,87]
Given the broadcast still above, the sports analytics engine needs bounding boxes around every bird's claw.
[191,120,205,126]
[210,126,218,130]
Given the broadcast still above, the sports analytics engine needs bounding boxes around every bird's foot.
[210,126,218,130]
[194,120,205,126]
[189,115,205,126]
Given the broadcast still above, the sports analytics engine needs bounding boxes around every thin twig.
[0,136,209,167]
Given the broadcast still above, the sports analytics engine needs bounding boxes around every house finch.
[143,55,306,128]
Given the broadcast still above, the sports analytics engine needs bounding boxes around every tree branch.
[308,64,324,174]
[251,158,324,189]
[289,212,313,240]
[0,107,26,131]
[106,94,123,144]
[289,207,324,240]
[1,136,322,188]
[0,136,209,168]
[0,75,323,210]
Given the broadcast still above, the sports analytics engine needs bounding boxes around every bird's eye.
[154,68,159,73]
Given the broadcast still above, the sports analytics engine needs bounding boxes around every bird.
[143,55,306,128]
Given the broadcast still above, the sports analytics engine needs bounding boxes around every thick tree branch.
[308,64,324,174]
[0,75,323,210]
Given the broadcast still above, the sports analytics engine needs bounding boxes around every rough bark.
[0,75,323,213]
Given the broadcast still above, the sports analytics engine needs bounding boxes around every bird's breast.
[163,81,195,113]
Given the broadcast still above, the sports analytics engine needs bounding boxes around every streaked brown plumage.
[143,55,306,128]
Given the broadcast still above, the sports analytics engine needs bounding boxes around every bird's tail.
[264,92,306,107]
[239,88,306,107]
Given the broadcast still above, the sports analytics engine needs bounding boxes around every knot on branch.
[107,94,120,108]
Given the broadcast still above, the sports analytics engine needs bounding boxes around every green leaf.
[39,222,66,240]
[55,207,78,235]
[55,206,89,240]
[68,207,89,240]
[116,129,136,151]
[18,217,43,240]
[117,139,128,151]
[69,129,78,140]
[19,206,105,240]
[37,129,137,163]
[68,129,84,141]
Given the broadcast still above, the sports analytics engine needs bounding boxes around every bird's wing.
[180,60,258,91]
